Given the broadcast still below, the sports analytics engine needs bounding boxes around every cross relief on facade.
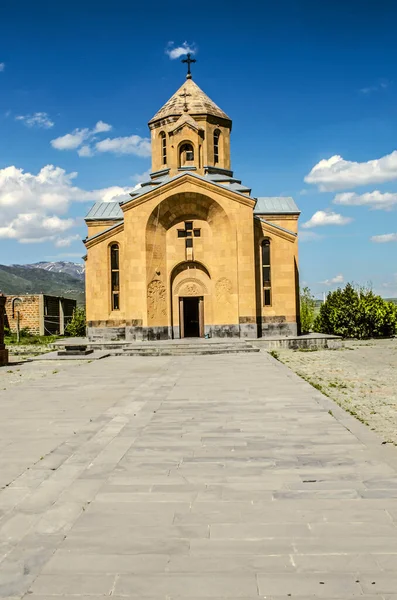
[177,221,201,248]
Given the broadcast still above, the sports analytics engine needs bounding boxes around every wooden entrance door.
[179,296,204,338]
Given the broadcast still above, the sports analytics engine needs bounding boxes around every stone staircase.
[87,340,260,357]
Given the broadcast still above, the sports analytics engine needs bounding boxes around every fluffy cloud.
[0,63,4,72]
[51,121,112,153]
[51,121,150,158]
[15,112,54,129]
[95,135,151,157]
[333,190,397,211]
[0,213,74,244]
[321,274,344,285]
[304,151,397,191]
[0,164,131,245]
[371,233,397,243]
[302,210,353,228]
[165,41,196,59]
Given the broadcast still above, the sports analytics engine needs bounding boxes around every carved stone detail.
[215,277,232,304]
[175,277,208,296]
[147,280,167,322]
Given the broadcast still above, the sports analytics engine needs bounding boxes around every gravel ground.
[275,338,397,445]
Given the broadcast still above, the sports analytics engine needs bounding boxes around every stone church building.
[84,67,300,341]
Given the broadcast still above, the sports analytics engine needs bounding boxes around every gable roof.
[85,173,300,222]
[255,196,300,215]
[149,78,230,124]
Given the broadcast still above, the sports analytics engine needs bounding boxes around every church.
[84,57,300,341]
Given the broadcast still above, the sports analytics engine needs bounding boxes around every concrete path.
[1,353,397,599]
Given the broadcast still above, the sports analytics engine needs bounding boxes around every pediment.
[168,114,204,135]
[122,172,256,213]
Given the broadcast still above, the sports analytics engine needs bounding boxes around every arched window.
[160,132,167,165]
[213,129,220,164]
[110,244,120,310]
[262,239,271,306]
[179,143,194,166]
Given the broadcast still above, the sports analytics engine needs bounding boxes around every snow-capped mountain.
[18,261,85,280]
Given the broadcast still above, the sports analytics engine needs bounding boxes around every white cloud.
[131,169,151,186]
[93,120,112,133]
[0,213,74,244]
[321,274,344,286]
[0,63,5,72]
[51,129,89,150]
[360,80,390,94]
[15,112,54,129]
[78,145,94,157]
[304,150,397,191]
[299,231,323,242]
[51,121,112,154]
[0,164,131,245]
[55,234,81,248]
[302,210,353,228]
[333,190,397,211]
[165,41,196,59]
[95,135,151,157]
[371,233,397,243]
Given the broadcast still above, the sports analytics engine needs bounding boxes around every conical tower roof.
[149,78,230,125]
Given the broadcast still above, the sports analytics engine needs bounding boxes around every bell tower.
[148,56,232,177]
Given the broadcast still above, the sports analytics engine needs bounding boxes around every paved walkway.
[1,353,397,599]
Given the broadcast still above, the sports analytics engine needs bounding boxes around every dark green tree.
[314,283,397,338]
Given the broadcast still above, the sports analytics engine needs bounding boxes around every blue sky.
[1,0,397,297]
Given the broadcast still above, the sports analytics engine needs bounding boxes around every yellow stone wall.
[150,116,231,176]
[85,175,299,338]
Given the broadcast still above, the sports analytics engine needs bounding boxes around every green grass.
[5,331,61,345]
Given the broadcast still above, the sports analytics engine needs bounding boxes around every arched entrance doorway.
[171,261,211,339]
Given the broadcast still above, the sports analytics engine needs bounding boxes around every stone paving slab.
[1,352,397,598]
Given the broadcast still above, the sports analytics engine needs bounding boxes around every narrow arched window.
[179,143,194,166]
[262,239,271,306]
[213,129,220,164]
[110,244,120,310]
[160,132,167,165]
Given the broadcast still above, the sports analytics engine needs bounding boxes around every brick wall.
[5,295,41,335]
[5,295,77,335]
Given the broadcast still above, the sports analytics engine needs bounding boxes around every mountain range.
[0,262,85,305]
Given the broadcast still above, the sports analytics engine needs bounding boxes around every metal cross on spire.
[182,53,196,79]
[179,89,191,112]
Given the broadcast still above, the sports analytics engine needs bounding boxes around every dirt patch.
[0,345,87,389]
[275,339,397,444]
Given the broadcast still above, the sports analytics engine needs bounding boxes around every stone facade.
[84,73,300,341]
[5,295,76,336]
[0,294,8,366]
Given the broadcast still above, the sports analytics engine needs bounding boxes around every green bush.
[65,307,86,337]
[300,286,316,334]
[314,283,397,339]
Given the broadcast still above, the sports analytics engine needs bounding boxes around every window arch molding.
[178,141,195,167]
[261,237,271,307]
[109,242,120,311]
[213,129,221,164]
[160,131,167,165]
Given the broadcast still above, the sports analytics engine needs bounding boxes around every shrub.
[65,307,86,337]
[300,286,316,334]
[314,283,397,339]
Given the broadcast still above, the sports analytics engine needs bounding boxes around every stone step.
[110,346,260,356]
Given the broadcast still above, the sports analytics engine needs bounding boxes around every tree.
[65,307,86,337]
[314,283,397,338]
[300,286,316,334]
